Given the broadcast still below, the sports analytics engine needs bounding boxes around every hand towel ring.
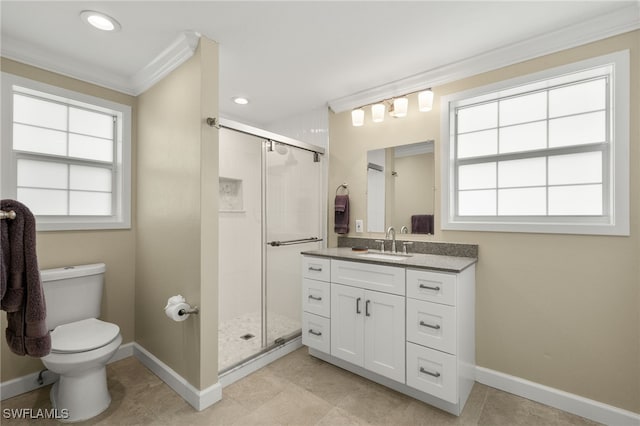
[336,183,348,196]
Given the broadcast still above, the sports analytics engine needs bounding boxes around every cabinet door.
[364,291,406,383]
[331,283,364,366]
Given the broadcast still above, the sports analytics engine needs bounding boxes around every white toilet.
[40,263,122,422]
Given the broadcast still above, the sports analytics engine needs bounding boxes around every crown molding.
[0,34,135,95]
[328,3,640,113]
[1,31,201,97]
[130,30,201,95]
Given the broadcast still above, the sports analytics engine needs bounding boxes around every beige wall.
[393,152,434,230]
[328,31,640,413]
[135,38,219,389]
[0,58,137,382]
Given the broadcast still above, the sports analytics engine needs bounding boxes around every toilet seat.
[50,318,120,354]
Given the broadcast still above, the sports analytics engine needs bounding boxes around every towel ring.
[336,183,348,196]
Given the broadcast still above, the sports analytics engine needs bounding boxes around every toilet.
[40,263,122,422]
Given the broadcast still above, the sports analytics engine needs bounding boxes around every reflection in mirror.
[367,141,435,234]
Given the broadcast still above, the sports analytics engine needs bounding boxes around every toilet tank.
[40,263,106,331]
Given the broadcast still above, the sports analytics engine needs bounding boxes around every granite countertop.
[301,247,477,273]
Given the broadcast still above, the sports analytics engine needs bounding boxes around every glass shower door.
[264,142,323,345]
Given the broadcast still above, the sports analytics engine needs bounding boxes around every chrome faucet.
[385,226,397,253]
[400,225,409,234]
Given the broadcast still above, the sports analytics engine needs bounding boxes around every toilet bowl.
[41,318,122,422]
[40,264,122,422]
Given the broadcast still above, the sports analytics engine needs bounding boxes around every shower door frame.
[218,118,327,372]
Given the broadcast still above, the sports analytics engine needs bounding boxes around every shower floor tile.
[218,311,299,371]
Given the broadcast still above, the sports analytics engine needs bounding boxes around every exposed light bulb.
[418,89,434,112]
[351,108,365,127]
[371,103,385,123]
[392,97,408,118]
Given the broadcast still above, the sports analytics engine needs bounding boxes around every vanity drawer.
[406,342,457,404]
[331,259,405,296]
[302,312,331,353]
[407,298,457,355]
[302,279,330,318]
[407,269,456,306]
[302,256,331,282]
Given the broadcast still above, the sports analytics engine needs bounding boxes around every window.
[440,51,629,236]
[1,73,131,231]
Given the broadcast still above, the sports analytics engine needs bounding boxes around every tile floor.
[218,312,300,371]
[1,347,600,425]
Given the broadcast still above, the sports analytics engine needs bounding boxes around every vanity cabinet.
[331,283,405,382]
[301,253,476,416]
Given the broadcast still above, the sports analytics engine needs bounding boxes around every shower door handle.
[268,237,322,247]
[356,297,361,314]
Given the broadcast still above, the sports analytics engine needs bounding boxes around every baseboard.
[476,366,640,426]
[0,342,134,401]
[219,336,302,388]
[132,343,222,411]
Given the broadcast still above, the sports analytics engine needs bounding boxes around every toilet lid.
[51,318,120,353]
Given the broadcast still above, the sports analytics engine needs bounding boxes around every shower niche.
[219,177,243,212]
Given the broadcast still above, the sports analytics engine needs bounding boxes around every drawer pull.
[308,294,322,301]
[308,266,323,272]
[419,367,441,378]
[308,329,322,336]
[356,297,362,314]
[419,320,441,330]
[419,284,441,291]
[365,300,371,317]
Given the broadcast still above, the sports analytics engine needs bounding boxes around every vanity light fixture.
[80,10,121,32]
[351,88,434,126]
[391,97,408,118]
[232,97,249,105]
[351,108,365,126]
[418,89,434,112]
[371,103,386,123]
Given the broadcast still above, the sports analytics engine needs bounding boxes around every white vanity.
[301,247,476,416]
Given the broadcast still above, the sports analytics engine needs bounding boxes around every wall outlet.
[355,219,364,233]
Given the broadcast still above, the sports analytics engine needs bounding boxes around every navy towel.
[334,195,349,234]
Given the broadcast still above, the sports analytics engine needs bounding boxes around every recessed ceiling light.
[80,10,121,32]
[232,97,249,105]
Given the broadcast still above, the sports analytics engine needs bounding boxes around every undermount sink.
[356,252,412,261]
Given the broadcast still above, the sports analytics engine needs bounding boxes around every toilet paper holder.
[178,306,199,317]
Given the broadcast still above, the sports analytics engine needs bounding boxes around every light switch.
[355,219,363,233]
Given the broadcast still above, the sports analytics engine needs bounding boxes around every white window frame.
[440,50,629,236]
[1,73,131,231]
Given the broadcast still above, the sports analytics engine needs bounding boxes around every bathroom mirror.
[367,141,435,234]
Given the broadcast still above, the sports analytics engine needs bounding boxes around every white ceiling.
[1,1,638,128]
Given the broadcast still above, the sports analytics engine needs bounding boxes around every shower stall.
[218,121,324,373]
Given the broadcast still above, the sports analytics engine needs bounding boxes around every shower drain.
[240,333,255,340]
